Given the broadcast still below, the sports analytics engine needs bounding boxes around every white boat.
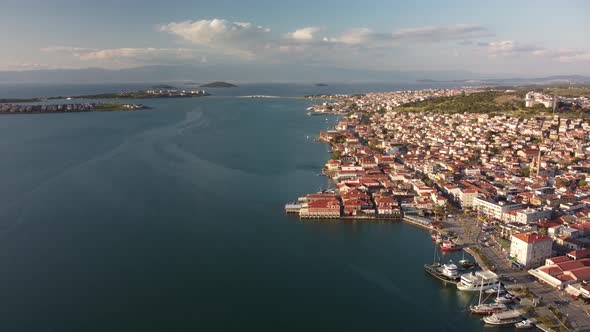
[494,293,514,304]
[470,302,507,315]
[483,310,522,326]
[457,270,498,291]
[515,319,535,329]
[442,262,459,279]
[424,247,460,284]
[470,279,508,315]
[485,283,506,294]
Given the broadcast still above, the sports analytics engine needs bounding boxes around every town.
[287,87,590,330]
[0,102,147,114]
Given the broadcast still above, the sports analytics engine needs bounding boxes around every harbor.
[285,89,590,331]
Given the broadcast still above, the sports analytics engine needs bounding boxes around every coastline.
[0,102,149,115]
[286,87,590,330]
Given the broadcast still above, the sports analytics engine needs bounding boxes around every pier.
[402,215,434,229]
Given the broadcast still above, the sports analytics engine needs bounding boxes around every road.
[444,213,590,332]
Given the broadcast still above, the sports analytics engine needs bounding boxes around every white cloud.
[393,24,490,42]
[42,46,198,66]
[78,47,193,61]
[159,18,272,57]
[479,40,543,57]
[322,24,490,47]
[286,27,321,41]
[558,53,590,63]
[329,28,377,45]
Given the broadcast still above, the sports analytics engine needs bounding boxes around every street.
[444,213,590,331]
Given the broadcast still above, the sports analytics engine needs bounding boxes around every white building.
[525,92,535,108]
[474,197,521,221]
[510,232,553,268]
[515,208,552,224]
[459,189,478,208]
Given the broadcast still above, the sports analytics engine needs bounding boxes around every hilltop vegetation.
[397,91,526,114]
[529,85,590,97]
[200,81,237,88]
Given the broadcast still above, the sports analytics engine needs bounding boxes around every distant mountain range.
[417,75,590,86]
[0,64,588,85]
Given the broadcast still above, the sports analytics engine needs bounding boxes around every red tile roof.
[547,256,570,264]
[565,267,590,281]
[513,232,551,244]
[568,248,590,260]
[555,260,585,272]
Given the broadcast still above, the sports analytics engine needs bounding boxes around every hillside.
[200,81,238,88]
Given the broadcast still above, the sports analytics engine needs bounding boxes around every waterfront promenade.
[445,214,590,331]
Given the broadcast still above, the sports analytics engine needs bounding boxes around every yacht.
[457,270,499,291]
[424,262,460,284]
[442,263,459,279]
[423,246,460,283]
[483,309,523,326]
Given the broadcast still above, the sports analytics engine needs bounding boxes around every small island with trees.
[200,81,238,88]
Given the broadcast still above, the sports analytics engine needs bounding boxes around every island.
[71,87,210,99]
[200,81,238,88]
[0,102,148,115]
[0,98,48,103]
[314,83,328,87]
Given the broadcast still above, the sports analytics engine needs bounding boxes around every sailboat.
[469,280,508,314]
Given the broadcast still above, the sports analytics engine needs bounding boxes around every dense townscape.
[288,87,590,330]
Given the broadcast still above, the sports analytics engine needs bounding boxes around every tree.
[331,150,342,160]
[578,180,587,187]
[556,178,570,188]
[520,167,531,177]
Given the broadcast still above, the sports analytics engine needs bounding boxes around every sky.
[1,0,589,78]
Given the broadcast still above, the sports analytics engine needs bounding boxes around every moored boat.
[440,240,462,252]
[515,319,535,329]
[470,302,507,315]
[424,245,460,283]
[494,293,514,304]
[470,278,509,315]
[483,309,522,326]
[459,251,474,269]
[457,271,499,291]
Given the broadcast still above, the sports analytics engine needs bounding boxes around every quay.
[402,215,434,229]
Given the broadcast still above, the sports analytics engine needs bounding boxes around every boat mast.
[478,276,484,306]
[433,243,437,265]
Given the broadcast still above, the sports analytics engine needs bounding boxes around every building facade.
[510,232,553,268]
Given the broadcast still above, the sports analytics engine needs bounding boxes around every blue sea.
[0,83,510,331]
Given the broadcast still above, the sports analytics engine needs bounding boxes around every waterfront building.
[474,197,521,221]
[299,199,341,218]
[510,232,552,269]
[529,255,590,289]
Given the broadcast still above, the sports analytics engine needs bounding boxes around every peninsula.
[286,86,590,330]
[200,81,238,88]
[72,87,210,99]
[0,102,148,115]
